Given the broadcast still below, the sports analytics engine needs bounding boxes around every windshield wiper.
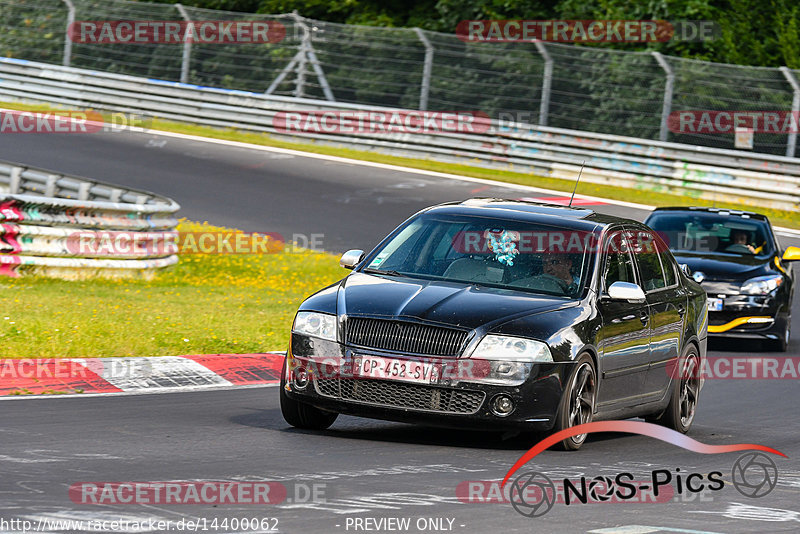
[362,268,404,276]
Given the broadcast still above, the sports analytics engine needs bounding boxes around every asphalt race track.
[1,130,799,534]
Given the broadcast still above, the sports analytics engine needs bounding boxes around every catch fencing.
[0,158,180,277]
[1,0,800,157]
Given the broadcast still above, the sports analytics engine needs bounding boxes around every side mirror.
[679,263,692,277]
[340,249,365,270]
[607,281,646,303]
[782,246,800,262]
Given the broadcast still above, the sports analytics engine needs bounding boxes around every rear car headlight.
[740,274,783,295]
[292,311,337,341]
[465,335,552,386]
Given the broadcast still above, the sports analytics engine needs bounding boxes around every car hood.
[338,272,577,331]
[672,252,771,281]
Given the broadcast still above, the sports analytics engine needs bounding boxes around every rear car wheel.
[649,346,700,433]
[553,354,596,451]
[280,359,338,430]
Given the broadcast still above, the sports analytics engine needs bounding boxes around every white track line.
[142,127,799,236]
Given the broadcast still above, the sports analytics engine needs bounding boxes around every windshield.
[645,212,774,257]
[360,213,596,298]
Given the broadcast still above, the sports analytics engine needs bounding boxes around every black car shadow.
[708,337,768,353]
[232,408,634,451]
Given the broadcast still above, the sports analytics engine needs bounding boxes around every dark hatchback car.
[282,199,707,450]
[644,207,799,351]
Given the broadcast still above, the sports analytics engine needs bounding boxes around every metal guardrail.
[0,157,180,278]
[0,57,798,212]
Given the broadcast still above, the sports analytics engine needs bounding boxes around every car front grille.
[345,317,468,356]
[314,377,485,414]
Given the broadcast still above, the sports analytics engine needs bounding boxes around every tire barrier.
[0,159,179,278]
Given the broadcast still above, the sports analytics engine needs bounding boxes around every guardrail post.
[45,175,58,198]
[9,167,21,194]
[779,67,800,158]
[534,41,552,126]
[414,28,433,111]
[652,52,674,142]
[77,182,90,201]
[60,0,75,67]
[175,4,193,84]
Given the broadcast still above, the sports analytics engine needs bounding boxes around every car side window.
[602,230,636,292]
[628,229,667,292]
[654,233,678,287]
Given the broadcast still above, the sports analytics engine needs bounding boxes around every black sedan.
[281,199,707,450]
[644,207,799,351]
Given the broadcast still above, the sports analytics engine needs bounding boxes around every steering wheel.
[520,273,570,294]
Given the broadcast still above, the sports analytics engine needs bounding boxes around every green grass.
[0,221,347,359]
[4,101,798,229]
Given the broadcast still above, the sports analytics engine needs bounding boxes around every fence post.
[60,0,75,67]
[302,19,335,101]
[294,17,309,98]
[533,41,552,126]
[779,67,799,158]
[175,4,192,84]
[413,28,433,111]
[652,52,674,142]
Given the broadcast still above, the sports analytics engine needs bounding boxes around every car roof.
[648,206,770,222]
[422,198,637,230]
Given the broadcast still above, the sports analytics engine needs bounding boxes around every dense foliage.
[153,0,800,68]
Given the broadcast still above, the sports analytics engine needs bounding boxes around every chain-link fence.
[1,0,799,157]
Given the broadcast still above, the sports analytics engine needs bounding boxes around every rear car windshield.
[645,212,774,257]
[360,213,597,298]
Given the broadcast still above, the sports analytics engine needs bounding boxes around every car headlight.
[292,311,337,341]
[740,274,783,295]
[462,335,552,386]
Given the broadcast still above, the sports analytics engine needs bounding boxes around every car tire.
[553,354,596,451]
[280,359,338,430]
[648,345,700,434]
[771,320,790,352]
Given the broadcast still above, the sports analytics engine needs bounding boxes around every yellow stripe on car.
[708,316,774,333]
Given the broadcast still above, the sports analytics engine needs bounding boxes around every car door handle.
[676,305,686,317]
[639,312,649,325]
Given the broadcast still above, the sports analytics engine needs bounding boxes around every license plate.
[352,355,439,384]
[707,298,723,311]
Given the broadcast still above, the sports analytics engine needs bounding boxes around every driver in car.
[542,253,580,292]
[725,230,756,254]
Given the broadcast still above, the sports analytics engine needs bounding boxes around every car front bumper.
[705,287,789,340]
[285,334,576,431]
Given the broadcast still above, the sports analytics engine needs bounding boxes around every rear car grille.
[315,378,485,414]
[345,318,468,356]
